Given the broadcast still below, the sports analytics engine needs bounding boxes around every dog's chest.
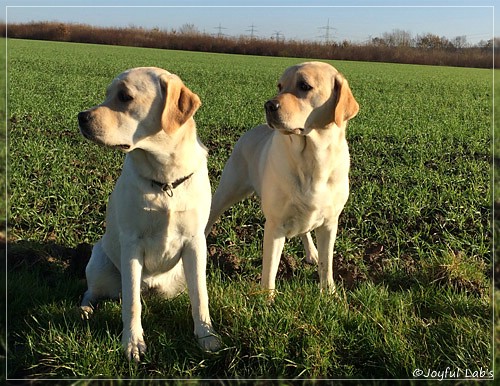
[266,171,348,238]
[141,235,183,274]
[137,205,193,275]
[281,192,330,237]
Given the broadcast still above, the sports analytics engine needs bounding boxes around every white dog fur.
[78,67,220,361]
[205,61,359,295]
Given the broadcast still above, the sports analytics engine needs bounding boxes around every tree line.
[3,22,497,68]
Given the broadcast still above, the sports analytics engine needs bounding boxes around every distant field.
[6,39,494,380]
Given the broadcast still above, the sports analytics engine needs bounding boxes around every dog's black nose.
[78,111,91,126]
[265,100,280,112]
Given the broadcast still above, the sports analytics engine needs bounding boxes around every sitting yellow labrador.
[206,62,359,295]
[78,67,220,361]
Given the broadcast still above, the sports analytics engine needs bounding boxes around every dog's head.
[265,61,359,136]
[78,67,201,152]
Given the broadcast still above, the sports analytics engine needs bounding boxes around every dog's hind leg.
[80,240,121,318]
[301,232,319,265]
[205,153,254,236]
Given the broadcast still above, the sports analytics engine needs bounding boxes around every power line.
[246,24,258,39]
[214,23,227,38]
[272,30,284,43]
[318,19,336,44]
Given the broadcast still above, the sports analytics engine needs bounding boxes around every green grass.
[0,38,5,227]
[494,56,500,381]
[6,39,493,380]
[1,37,6,381]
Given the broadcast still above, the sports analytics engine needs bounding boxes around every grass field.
[5,39,494,380]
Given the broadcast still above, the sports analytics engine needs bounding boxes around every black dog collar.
[151,173,194,197]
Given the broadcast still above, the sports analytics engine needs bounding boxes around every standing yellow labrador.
[205,62,359,295]
[78,67,220,361]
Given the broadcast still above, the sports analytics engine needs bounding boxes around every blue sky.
[3,1,496,45]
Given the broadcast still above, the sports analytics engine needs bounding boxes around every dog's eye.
[118,90,133,103]
[299,81,313,92]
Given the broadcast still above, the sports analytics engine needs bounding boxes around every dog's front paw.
[80,305,94,320]
[122,332,146,362]
[197,332,222,352]
[320,280,339,297]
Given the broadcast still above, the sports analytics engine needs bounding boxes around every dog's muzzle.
[265,99,304,135]
[77,111,131,150]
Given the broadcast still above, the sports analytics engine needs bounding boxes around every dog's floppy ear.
[333,74,359,127]
[160,74,201,133]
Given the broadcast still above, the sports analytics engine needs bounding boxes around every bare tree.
[179,23,200,36]
[382,29,413,47]
[416,33,448,50]
[452,35,467,49]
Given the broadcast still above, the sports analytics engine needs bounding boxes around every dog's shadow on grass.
[6,239,97,333]
[6,238,91,281]
[6,239,121,337]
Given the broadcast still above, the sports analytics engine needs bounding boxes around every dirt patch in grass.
[208,244,243,278]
